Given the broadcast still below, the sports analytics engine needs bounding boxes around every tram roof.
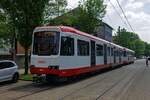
[34,26,134,53]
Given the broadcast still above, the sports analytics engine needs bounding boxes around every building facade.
[95,22,113,42]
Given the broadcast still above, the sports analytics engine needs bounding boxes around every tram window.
[111,48,114,56]
[117,50,119,56]
[60,36,74,56]
[77,40,89,56]
[96,44,103,56]
[114,50,116,56]
[120,51,122,56]
[33,31,60,56]
[127,52,129,56]
[119,51,121,56]
[116,50,117,56]
[107,47,111,56]
[123,51,127,57]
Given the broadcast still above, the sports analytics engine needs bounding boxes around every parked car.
[0,60,19,83]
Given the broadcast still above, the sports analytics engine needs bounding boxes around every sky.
[67,0,150,43]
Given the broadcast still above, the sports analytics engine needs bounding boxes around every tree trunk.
[12,32,16,61]
[24,47,29,75]
[12,16,16,61]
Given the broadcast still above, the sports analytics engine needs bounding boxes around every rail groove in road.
[0,60,145,100]
[95,64,143,100]
[15,85,54,100]
[56,65,136,100]
[57,76,107,100]
[0,82,56,100]
[57,62,143,100]
[17,66,130,100]
[16,71,111,100]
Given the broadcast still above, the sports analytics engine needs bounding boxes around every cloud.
[104,0,150,43]
[67,0,79,9]
[125,2,144,11]
[67,0,150,43]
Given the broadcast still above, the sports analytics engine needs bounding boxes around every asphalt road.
[0,59,149,100]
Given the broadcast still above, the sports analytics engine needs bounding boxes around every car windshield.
[33,31,60,56]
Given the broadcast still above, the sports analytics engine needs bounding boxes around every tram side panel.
[59,32,90,70]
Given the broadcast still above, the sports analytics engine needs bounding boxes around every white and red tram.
[30,26,134,81]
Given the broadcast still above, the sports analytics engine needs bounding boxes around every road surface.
[0,59,149,100]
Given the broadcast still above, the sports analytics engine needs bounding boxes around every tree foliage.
[113,26,146,58]
[133,39,145,57]
[44,0,67,24]
[49,0,106,34]
[0,0,49,74]
[73,0,106,34]
[144,42,150,56]
[0,10,13,48]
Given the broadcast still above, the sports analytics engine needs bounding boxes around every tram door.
[104,44,107,64]
[91,41,96,66]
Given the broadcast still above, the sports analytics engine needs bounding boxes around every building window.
[77,40,89,56]
[96,44,103,56]
[60,36,74,56]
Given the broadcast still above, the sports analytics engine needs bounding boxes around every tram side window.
[107,47,111,56]
[96,44,103,56]
[60,36,74,56]
[123,51,127,57]
[78,40,89,56]
[111,48,114,56]
[116,50,119,56]
[117,50,119,56]
[120,51,122,56]
[119,51,122,56]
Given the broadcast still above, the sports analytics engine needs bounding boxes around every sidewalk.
[19,69,30,74]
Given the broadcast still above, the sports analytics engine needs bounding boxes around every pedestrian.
[146,57,149,66]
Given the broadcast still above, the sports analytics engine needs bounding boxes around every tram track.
[95,65,143,100]
[0,82,57,100]
[0,64,140,100]
[15,86,54,100]
[56,65,136,100]
[16,66,128,100]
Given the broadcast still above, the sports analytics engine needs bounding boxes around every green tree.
[44,0,67,24]
[133,40,145,58]
[144,42,150,56]
[49,0,106,34]
[113,26,140,48]
[75,0,106,34]
[0,10,13,49]
[113,26,145,58]
[0,0,49,74]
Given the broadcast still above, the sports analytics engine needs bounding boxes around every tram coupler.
[33,74,46,83]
